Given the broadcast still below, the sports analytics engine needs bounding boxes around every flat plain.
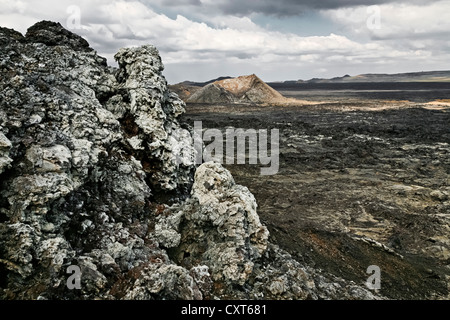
[181,82,450,299]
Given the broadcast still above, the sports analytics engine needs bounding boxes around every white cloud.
[322,1,450,40]
[1,0,449,82]
[316,1,450,77]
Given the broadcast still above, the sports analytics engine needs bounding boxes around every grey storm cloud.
[163,0,202,5]
[1,0,448,84]
[156,0,439,16]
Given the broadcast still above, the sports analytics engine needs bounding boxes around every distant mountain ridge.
[292,70,450,83]
[172,70,450,88]
[169,70,450,103]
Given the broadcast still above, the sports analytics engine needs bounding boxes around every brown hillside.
[186,74,298,105]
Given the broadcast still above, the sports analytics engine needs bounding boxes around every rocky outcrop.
[155,162,270,286]
[0,21,380,300]
[186,74,297,105]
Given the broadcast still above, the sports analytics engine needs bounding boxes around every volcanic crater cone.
[187,74,295,105]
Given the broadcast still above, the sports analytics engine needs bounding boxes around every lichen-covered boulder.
[0,21,197,300]
[156,162,269,285]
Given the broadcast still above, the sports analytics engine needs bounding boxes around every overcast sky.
[1,0,450,83]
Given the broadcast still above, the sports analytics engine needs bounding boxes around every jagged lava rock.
[155,162,269,285]
[0,21,196,299]
[0,21,381,300]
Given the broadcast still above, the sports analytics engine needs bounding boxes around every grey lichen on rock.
[0,21,381,300]
[113,44,196,190]
[0,132,13,174]
[156,162,269,285]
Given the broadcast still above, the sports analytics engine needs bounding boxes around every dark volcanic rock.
[25,21,91,52]
[0,21,380,300]
[0,27,25,46]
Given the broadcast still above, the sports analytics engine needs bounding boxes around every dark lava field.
[180,92,450,299]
